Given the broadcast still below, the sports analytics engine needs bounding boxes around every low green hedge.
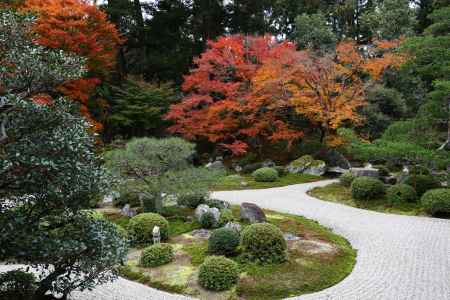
[128,213,169,243]
[252,167,279,182]
[0,270,36,300]
[140,243,174,267]
[421,189,450,217]
[351,177,385,200]
[386,184,417,204]
[241,223,287,264]
[177,192,207,208]
[198,256,239,291]
[339,172,356,187]
[403,175,440,197]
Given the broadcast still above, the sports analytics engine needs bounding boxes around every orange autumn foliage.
[19,0,122,130]
[166,35,304,155]
[252,40,404,146]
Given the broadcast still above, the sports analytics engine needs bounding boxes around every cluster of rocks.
[287,155,327,176]
[195,204,221,225]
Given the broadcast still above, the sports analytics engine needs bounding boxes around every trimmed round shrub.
[177,191,207,208]
[219,208,234,226]
[198,256,239,291]
[0,270,36,300]
[241,223,287,264]
[128,213,169,243]
[205,198,230,210]
[403,175,440,197]
[386,184,417,204]
[200,211,217,229]
[140,243,174,267]
[208,228,240,256]
[351,177,385,200]
[339,172,356,187]
[252,167,279,182]
[274,166,287,177]
[421,189,450,217]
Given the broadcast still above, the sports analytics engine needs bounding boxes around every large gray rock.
[304,160,327,176]
[240,202,266,223]
[287,155,314,174]
[121,204,137,217]
[195,204,210,222]
[206,160,224,169]
[351,167,380,178]
[195,204,220,224]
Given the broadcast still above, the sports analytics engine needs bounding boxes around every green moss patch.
[309,183,425,216]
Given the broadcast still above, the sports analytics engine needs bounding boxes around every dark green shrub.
[252,167,279,182]
[177,192,207,208]
[242,162,264,174]
[139,243,174,267]
[386,184,417,204]
[219,209,234,226]
[403,175,440,196]
[241,223,287,264]
[0,270,36,300]
[409,165,430,175]
[274,166,287,177]
[339,172,356,187]
[205,199,230,210]
[208,228,240,256]
[128,213,169,243]
[421,189,450,217]
[351,177,385,200]
[200,212,217,229]
[377,166,390,177]
[198,256,239,291]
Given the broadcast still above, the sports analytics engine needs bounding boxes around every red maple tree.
[20,0,122,130]
[166,35,304,155]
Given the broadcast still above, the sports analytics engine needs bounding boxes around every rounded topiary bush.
[421,189,450,217]
[386,184,417,204]
[403,175,440,197]
[200,211,217,229]
[351,176,385,200]
[177,192,207,208]
[198,256,239,291]
[140,243,174,267]
[219,208,234,226]
[0,270,36,300]
[274,166,287,177]
[339,172,356,187]
[208,228,240,256]
[128,213,169,243]
[205,198,229,210]
[252,167,279,182]
[241,223,287,264]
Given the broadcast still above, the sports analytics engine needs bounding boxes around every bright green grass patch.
[182,241,208,266]
[309,183,425,216]
[213,173,323,191]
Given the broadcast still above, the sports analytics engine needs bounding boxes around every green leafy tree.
[294,12,337,52]
[359,84,407,139]
[105,137,222,212]
[362,0,417,40]
[0,10,127,300]
[106,79,178,138]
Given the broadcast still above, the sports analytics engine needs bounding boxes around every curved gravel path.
[214,180,450,300]
[2,180,449,300]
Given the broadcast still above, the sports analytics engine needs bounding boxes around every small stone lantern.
[152,226,161,244]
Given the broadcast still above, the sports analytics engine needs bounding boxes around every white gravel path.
[2,180,449,300]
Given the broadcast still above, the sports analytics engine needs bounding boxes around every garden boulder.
[287,155,314,174]
[303,160,327,176]
[195,204,221,224]
[240,202,266,223]
[350,167,379,178]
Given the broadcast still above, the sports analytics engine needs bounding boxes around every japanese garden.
[0,1,449,300]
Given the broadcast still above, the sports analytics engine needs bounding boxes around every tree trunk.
[32,268,67,300]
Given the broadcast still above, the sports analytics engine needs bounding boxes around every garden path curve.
[2,180,449,300]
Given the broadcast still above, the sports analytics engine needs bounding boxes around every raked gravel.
[2,180,449,300]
